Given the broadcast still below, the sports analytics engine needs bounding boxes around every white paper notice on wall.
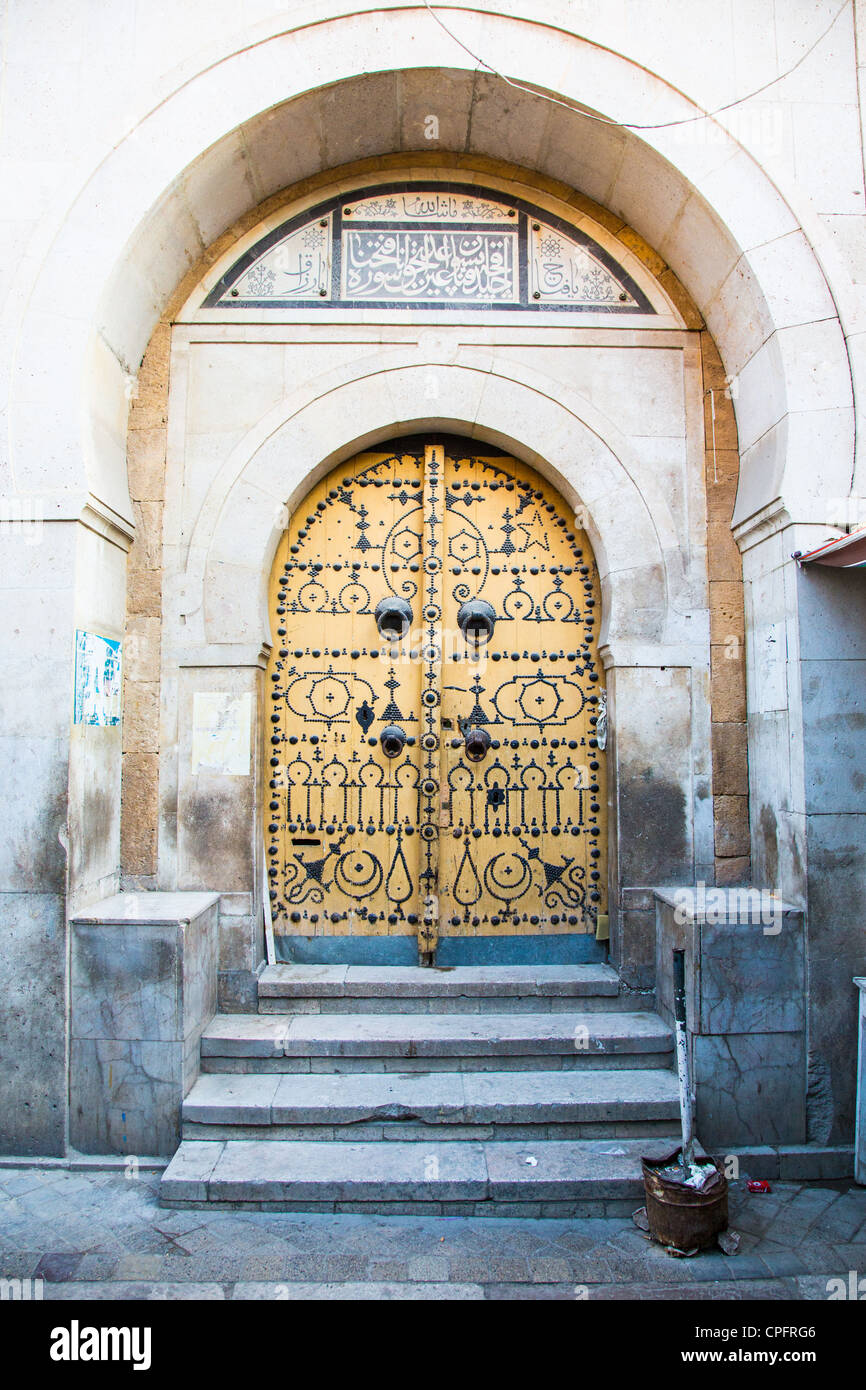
[192,692,252,775]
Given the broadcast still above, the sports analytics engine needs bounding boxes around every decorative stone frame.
[157,345,714,1000]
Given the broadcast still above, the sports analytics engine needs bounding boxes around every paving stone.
[34,1252,82,1282]
[75,1253,121,1280]
[231,1280,484,1299]
[367,1260,410,1280]
[795,1275,845,1299]
[238,1254,287,1281]
[115,1254,165,1280]
[499,1281,587,1299]
[724,1254,776,1280]
[3,1164,866,1300]
[814,1197,866,1242]
[528,1256,572,1282]
[777,1238,849,1271]
[324,1253,370,1280]
[406,1255,449,1281]
[0,1251,42,1278]
[758,1251,809,1276]
[44,1282,227,1300]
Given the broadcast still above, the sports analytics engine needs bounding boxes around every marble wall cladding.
[694,1032,807,1147]
[699,916,805,1035]
[0,893,67,1155]
[856,980,866,1186]
[805,813,866,1143]
[652,899,700,1033]
[69,1039,182,1156]
[69,892,219,1156]
[794,565,866,1144]
[655,889,807,1147]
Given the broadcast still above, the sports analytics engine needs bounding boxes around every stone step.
[182,1067,681,1141]
[160,1137,677,1215]
[199,1011,673,1073]
[257,963,637,1014]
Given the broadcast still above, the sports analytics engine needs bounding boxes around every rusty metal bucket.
[641,1148,728,1252]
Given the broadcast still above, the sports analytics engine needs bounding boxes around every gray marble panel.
[69,1039,182,1156]
[181,901,219,1046]
[801,659,866,815]
[694,1032,807,1147]
[804,814,866,1141]
[855,979,866,1186]
[0,891,67,1155]
[653,898,699,1032]
[69,892,220,1156]
[699,917,805,1034]
[71,923,181,1041]
[797,567,866,661]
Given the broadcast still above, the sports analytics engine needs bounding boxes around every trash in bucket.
[641,1146,729,1254]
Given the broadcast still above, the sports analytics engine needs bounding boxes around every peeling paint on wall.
[191,693,251,775]
[73,631,122,726]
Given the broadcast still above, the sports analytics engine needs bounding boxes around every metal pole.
[673,948,694,1168]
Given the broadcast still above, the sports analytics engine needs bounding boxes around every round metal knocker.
[380,725,407,758]
[374,596,412,639]
[464,727,492,762]
[457,598,496,642]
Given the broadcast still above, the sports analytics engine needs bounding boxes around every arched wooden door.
[265,437,607,963]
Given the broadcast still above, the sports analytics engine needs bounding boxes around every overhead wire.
[421,0,849,131]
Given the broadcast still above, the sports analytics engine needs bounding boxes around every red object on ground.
[746,1180,772,1193]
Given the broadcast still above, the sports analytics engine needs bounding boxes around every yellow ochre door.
[265,438,607,963]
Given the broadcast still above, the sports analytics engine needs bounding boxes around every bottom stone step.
[159,1137,685,1216]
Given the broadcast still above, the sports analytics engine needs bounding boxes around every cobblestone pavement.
[1,1165,865,1300]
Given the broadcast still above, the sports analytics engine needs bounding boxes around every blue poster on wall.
[73,630,122,726]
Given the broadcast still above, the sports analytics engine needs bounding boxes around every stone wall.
[702,333,750,886]
[122,326,170,884]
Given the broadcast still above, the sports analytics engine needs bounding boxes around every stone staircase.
[160,963,681,1215]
